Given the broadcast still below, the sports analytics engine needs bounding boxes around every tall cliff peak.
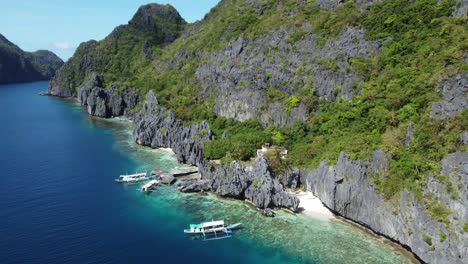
[128,3,187,42]
[130,4,186,28]
[49,3,187,96]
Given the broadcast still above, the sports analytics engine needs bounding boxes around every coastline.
[296,191,335,220]
[46,93,420,263]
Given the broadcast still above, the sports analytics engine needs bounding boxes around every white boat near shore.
[115,172,150,183]
[141,180,160,192]
[184,220,241,240]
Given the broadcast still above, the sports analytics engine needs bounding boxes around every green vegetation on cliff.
[200,0,466,202]
[0,34,63,84]
[51,0,467,203]
[52,4,186,93]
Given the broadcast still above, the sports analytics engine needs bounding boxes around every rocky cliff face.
[181,157,300,211]
[133,91,299,211]
[195,26,380,126]
[48,3,186,97]
[0,34,63,84]
[315,0,381,11]
[133,91,212,165]
[77,73,139,118]
[45,1,467,262]
[132,88,466,260]
[452,0,468,17]
[303,151,468,264]
[48,41,97,97]
[430,73,468,119]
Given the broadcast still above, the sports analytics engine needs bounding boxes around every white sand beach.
[296,191,335,220]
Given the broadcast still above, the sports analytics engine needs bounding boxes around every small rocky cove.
[47,76,467,263]
[131,90,467,264]
[133,90,300,213]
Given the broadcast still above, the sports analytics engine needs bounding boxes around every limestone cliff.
[304,151,467,264]
[46,1,468,263]
[48,3,187,98]
[133,91,299,211]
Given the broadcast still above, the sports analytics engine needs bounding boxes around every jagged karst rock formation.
[195,26,380,126]
[302,151,468,264]
[77,73,139,118]
[430,73,468,119]
[48,3,187,99]
[133,91,212,166]
[197,157,299,211]
[278,167,300,189]
[315,0,382,11]
[134,91,299,211]
[0,34,63,84]
[452,0,468,17]
[45,1,468,263]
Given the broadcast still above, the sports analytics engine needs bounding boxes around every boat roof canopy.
[119,172,146,177]
[190,220,225,229]
[202,220,224,227]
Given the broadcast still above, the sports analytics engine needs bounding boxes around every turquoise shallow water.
[0,82,414,264]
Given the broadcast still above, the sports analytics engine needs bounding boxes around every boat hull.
[115,177,151,183]
[226,223,241,230]
[185,229,233,241]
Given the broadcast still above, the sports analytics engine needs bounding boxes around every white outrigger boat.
[115,172,150,183]
[141,180,160,192]
[184,220,241,240]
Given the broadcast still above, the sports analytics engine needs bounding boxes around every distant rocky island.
[0,34,63,84]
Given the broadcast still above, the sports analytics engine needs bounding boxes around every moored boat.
[141,179,160,192]
[184,220,241,240]
[115,172,150,183]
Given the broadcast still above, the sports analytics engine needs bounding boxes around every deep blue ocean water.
[0,82,415,264]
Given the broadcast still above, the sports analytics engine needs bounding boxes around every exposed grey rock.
[77,72,102,104]
[48,4,186,99]
[177,179,211,192]
[315,0,381,11]
[439,152,468,222]
[129,3,187,43]
[48,40,97,97]
[76,73,139,118]
[193,157,300,211]
[430,73,468,119]
[278,168,300,189]
[313,69,361,100]
[160,173,176,184]
[462,132,468,145]
[303,151,468,264]
[106,85,125,117]
[262,208,276,217]
[86,88,108,117]
[133,91,213,166]
[195,27,379,127]
[452,0,468,17]
[405,122,415,148]
[133,92,298,211]
[107,85,139,117]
